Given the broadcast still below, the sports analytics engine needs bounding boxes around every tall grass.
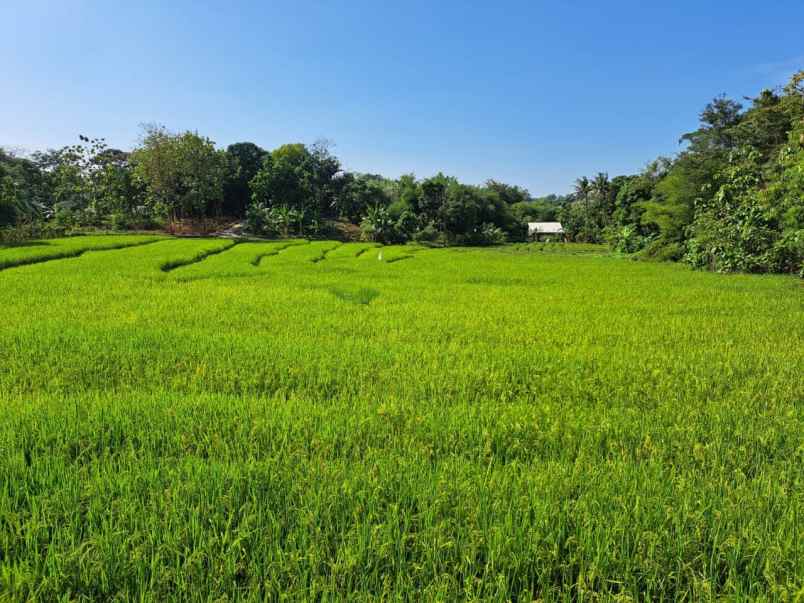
[0,236,801,600]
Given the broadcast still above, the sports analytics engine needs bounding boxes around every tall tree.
[250,143,311,212]
[223,142,266,217]
[484,179,530,205]
[131,125,226,222]
[573,176,593,241]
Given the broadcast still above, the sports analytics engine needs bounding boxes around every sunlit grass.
[0,236,801,600]
[0,234,165,270]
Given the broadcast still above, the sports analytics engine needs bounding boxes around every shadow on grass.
[0,241,52,249]
[328,286,380,306]
[160,241,238,272]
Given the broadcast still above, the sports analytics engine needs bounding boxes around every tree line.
[0,124,567,246]
[560,71,804,274]
[2,71,802,273]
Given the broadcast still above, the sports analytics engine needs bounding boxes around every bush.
[0,195,17,227]
[604,225,653,254]
[51,206,83,232]
[106,212,131,232]
[640,239,685,262]
[506,221,529,243]
[765,229,804,276]
[245,202,272,235]
[0,221,68,244]
[472,223,507,246]
[684,203,777,273]
[0,226,26,245]
[361,206,406,244]
[246,203,311,237]
[412,222,441,244]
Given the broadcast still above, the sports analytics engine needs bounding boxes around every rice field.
[0,235,801,601]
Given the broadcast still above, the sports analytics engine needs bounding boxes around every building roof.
[528,222,564,234]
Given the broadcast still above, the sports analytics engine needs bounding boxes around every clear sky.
[2,1,803,195]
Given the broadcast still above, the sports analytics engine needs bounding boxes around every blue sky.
[2,1,803,195]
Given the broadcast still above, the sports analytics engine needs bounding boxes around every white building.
[527,222,564,241]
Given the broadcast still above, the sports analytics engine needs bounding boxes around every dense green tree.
[681,95,743,153]
[510,194,567,224]
[131,126,226,222]
[560,176,598,242]
[685,148,777,272]
[0,162,17,227]
[417,173,453,227]
[586,70,804,271]
[634,97,746,258]
[306,141,345,218]
[686,114,803,273]
[484,179,530,205]
[360,205,399,243]
[592,172,615,219]
[510,200,557,222]
[336,173,391,222]
[761,119,804,273]
[248,142,347,234]
[0,149,46,226]
[440,183,482,241]
[223,142,266,217]
[17,136,139,228]
[250,144,312,214]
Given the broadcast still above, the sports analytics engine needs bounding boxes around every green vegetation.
[561,73,804,274]
[0,234,164,271]
[1,237,801,600]
[3,71,802,274]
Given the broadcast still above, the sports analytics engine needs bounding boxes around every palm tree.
[592,172,610,199]
[574,176,592,241]
[592,172,611,235]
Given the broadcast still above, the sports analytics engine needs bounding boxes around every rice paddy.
[0,235,801,600]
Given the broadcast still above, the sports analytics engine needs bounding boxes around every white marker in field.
[378,250,383,261]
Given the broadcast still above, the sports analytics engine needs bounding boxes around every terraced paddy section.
[159,238,238,272]
[169,240,307,280]
[0,234,166,270]
[0,235,801,600]
[325,241,381,259]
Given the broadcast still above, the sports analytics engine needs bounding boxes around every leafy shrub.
[640,239,685,262]
[412,222,442,244]
[0,180,17,227]
[764,228,804,276]
[472,222,507,246]
[246,203,311,237]
[683,149,794,273]
[604,225,653,253]
[0,226,27,245]
[106,212,131,232]
[245,202,271,234]
[361,206,408,244]
[0,221,69,244]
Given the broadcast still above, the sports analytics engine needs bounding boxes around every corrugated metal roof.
[527,222,564,234]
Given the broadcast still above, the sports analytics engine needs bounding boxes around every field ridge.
[250,240,308,266]
[160,239,239,272]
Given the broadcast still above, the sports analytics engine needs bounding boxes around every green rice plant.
[0,234,165,271]
[159,238,238,271]
[0,235,801,601]
[248,239,307,266]
[166,240,305,281]
[268,240,340,264]
[326,242,381,260]
[327,285,381,305]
